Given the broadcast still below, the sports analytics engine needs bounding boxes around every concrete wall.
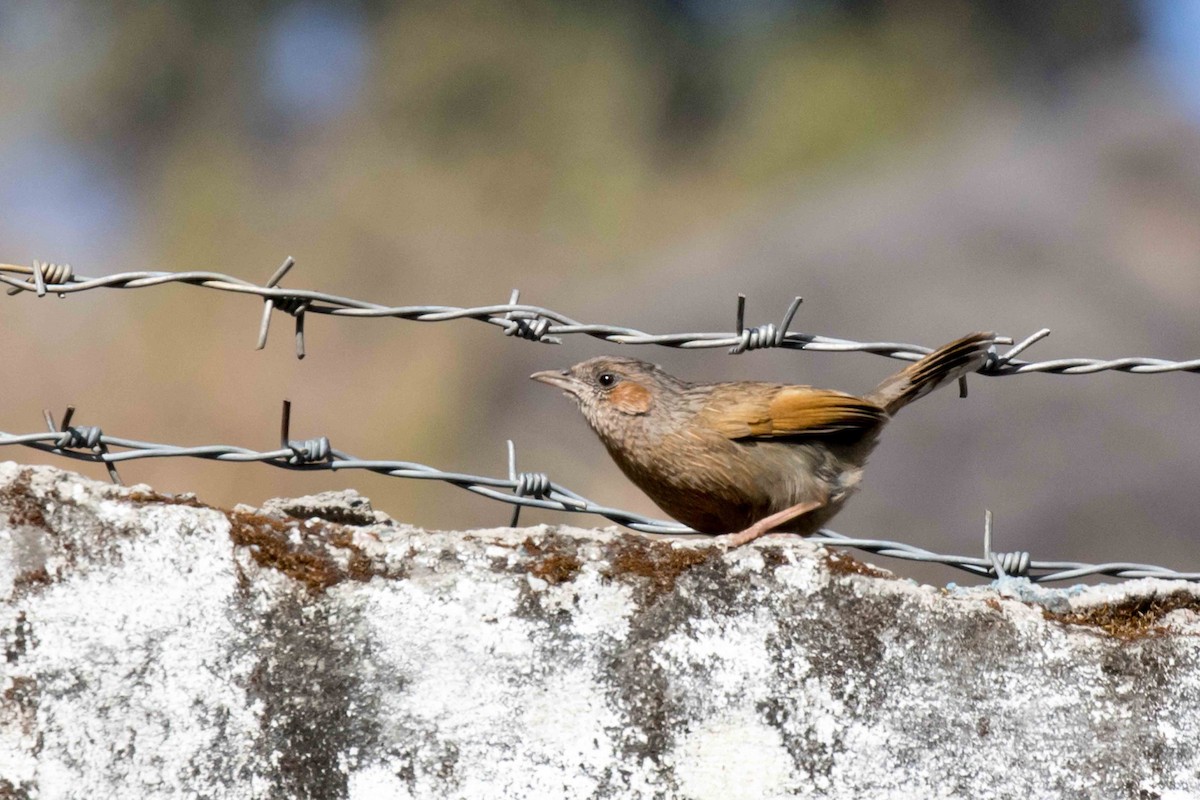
[2,462,1199,799]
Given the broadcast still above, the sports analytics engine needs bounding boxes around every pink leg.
[720,500,825,547]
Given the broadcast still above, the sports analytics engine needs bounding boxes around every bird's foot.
[717,500,825,548]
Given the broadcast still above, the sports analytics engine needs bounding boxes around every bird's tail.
[867,332,995,415]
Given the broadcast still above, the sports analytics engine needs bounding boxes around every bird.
[531,332,994,546]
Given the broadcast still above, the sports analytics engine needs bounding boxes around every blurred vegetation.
[45,0,1138,263]
[2,0,1162,554]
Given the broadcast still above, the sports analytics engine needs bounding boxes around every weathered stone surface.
[2,462,1199,799]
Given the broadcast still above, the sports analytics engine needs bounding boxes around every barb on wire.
[257,257,310,359]
[506,439,552,527]
[42,405,122,485]
[2,412,1197,585]
[503,289,558,343]
[3,260,1198,375]
[279,400,331,465]
[729,294,802,354]
[6,260,72,298]
[983,509,1030,579]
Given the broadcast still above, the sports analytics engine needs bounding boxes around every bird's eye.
[597,372,617,388]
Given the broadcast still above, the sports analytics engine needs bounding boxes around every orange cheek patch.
[610,381,653,414]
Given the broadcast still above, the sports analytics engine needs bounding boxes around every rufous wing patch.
[609,381,653,414]
[705,386,886,439]
[763,388,885,435]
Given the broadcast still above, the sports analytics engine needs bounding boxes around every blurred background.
[1,0,1197,584]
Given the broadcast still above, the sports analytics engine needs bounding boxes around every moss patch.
[824,549,891,579]
[275,501,379,527]
[522,536,583,585]
[2,469,48,530]
[329,529,378,583]
[10,567,52,595]
[226,510,377,594]
[1045,590,1200,640]
[604,536,713,594]
[127,489,206,508]
[0,779,34,800]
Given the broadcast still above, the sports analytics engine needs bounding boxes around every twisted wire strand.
[5,260,1197,581]
[3,423,1197,584]
[3,262,1199,374]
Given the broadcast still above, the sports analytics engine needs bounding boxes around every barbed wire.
[3,259,1199,375]
[4,257,1198,582]
[3,402,1197,585]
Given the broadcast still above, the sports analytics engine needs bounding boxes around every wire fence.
[3,402,1197,584]
[4,257,1199,584]
[4,259,1200,374]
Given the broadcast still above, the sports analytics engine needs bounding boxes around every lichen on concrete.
[2,463,1200,799]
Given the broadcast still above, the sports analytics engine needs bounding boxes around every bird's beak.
[530,369,584,397]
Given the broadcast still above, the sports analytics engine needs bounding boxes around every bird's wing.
[701,385,888,440]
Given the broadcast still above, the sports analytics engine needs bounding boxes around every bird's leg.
[719,499,825,548]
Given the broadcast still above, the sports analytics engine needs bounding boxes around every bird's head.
[531,356,684,440]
